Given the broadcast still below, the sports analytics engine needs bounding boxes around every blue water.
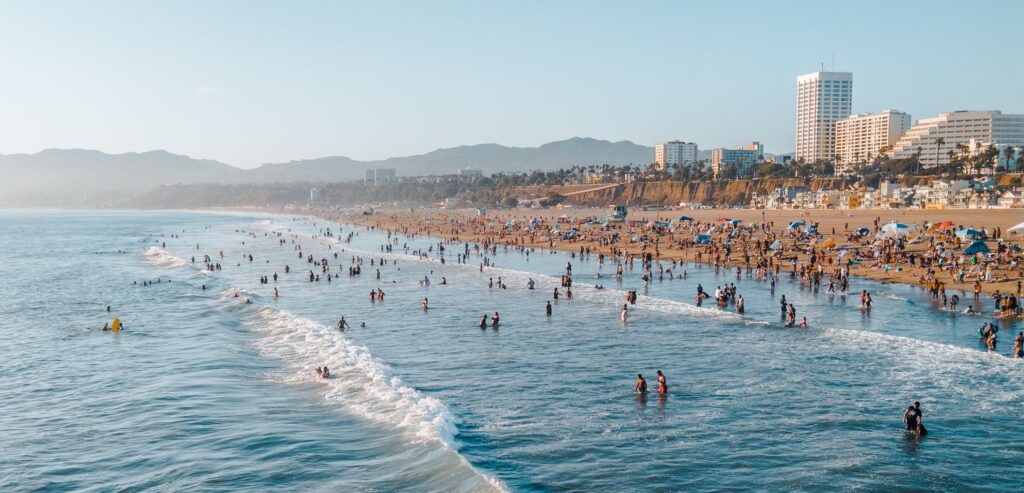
[1,210,1022,492]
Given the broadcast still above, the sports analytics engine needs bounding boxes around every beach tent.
[956,228,983,239]
[879,222,910,238]
[965,240,990,254]
[804,225,818,234]
[928,220,954,232]
[769,240,783,249]
[856,227,872,236]
[694,234,712,245]
[788,220,805,229]
[1011,245,1023,253]
[477,209,487,217]
[677,215,693,221]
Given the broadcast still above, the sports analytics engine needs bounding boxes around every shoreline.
[308,206,1024,302]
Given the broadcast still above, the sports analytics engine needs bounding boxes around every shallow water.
[1,210,1022,492]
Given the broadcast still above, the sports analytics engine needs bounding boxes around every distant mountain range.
[0,137,653,205]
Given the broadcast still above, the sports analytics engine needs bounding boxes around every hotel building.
[654,141,699,171]
[889,110,1024,169]
[834,110,911,175]
[795,71,853,163]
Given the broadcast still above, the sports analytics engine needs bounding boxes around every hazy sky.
[0,0,1020,168]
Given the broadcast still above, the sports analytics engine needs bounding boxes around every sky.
[0,0,1021,168]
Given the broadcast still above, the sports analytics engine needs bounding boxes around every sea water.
[1,210,1022,492]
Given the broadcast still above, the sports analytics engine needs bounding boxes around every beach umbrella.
[788,220,805,229]
[476,209,487,216]
[965,240,990,254]
[730,219,742,225]
[879,222,910,238]
[934,220,954,230]
[804,225,817,233]
[956,228,982,239]
[769,240,783,249]
[856,227,871,236]
[694,234,711,245]
[717,217,730,222]
[1011,245,1023,253]
[677,215,693,221]
[1008,221,1024,233]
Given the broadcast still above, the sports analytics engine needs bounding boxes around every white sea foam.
[247,305,509,492]
[143,245,187,268]
[249,306,461,447]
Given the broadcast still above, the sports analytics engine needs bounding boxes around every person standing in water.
[491,312,500,327]
[337,317,350,332]
[545,301,552,316]
[656,370,667,394]
[634,374,648,393]
[621,304,629,323]
[479,314,487,329]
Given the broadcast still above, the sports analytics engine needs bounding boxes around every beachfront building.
[795,71,853,163]
[654,141,699,171]
[457,167,483,177]
[834,110,912,175]
[889,110,1024,171]
[710,141,762,177]
[364,168,397,186]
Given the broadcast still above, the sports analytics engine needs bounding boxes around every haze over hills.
[0,137,653,206]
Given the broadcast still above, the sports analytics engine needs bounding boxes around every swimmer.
[491,312,500,327]
[422,298,429,310]
[479,314,487,329]
[656,370,667,394]
[635,374,648,393]
[546,301,552,316]
[527,278,535,290]
[338,317,350,332]
[620,304,629,323]
[315,367,322,378]
[800,316,807,328]
[322,366,330,378]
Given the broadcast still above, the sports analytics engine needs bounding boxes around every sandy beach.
[334,206,1024,299]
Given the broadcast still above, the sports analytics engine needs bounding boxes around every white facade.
[457,167,483,177]
[834,109,911,175]
[889,111,1024,169]
[795,71,853,163]
[654,141,698,171]
[364,168,397,186]
[710,141,762,176]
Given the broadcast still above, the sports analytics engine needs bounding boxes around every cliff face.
[560,179,854,206]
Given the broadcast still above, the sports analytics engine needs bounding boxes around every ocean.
[1,210,1022,492]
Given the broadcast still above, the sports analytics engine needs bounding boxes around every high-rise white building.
[654,141,698,171]
[889,110,1024,169]
[834,109,911,175]
[795,71,853,163]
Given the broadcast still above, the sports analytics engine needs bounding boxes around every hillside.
[0,138,653,206]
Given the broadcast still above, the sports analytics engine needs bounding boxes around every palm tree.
[933,137,946,172]
[947,150,957,177]
[1004,146,1017,172]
